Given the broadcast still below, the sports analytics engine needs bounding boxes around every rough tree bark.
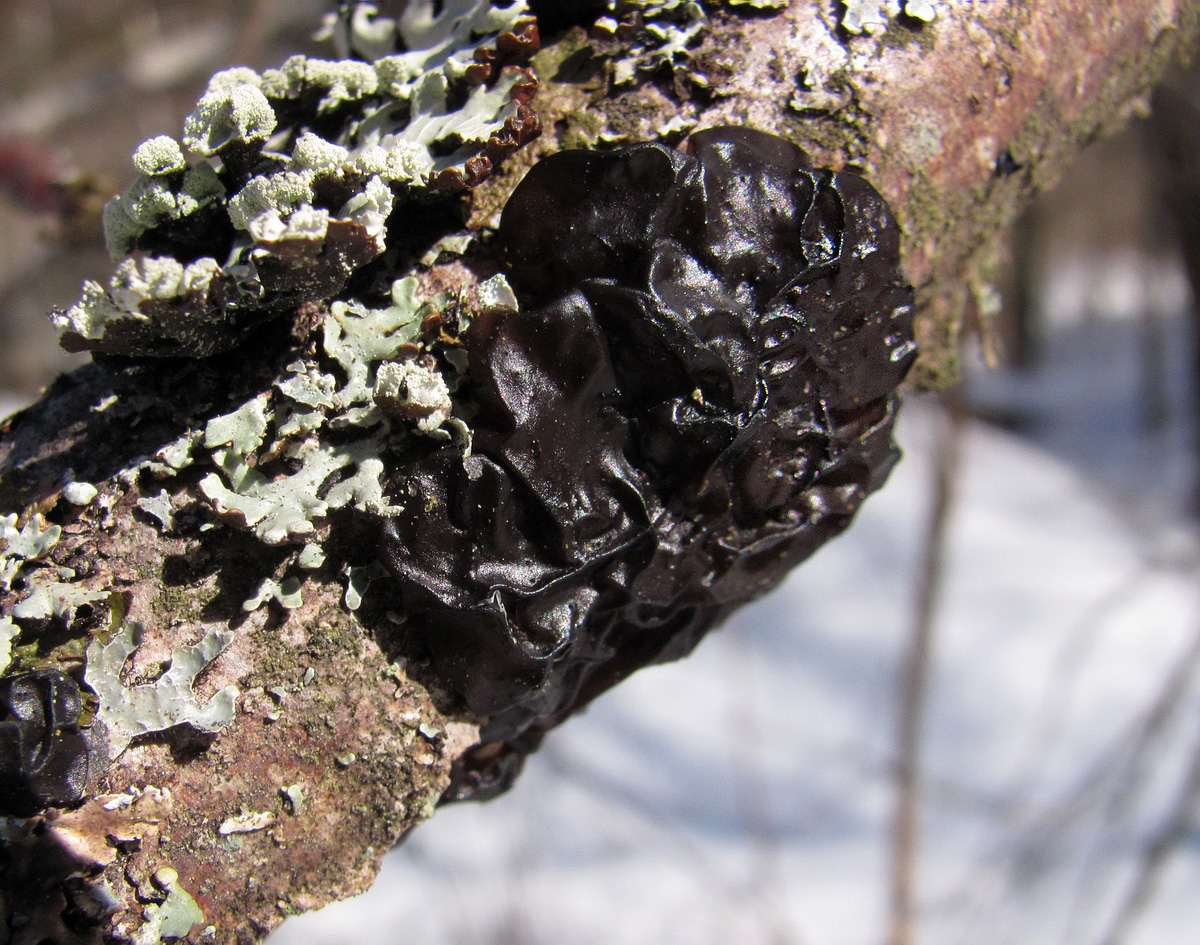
[0,1,1196,942]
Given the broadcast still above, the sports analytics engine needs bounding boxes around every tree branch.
[1,2,1196,943]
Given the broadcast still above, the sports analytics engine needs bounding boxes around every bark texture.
[1,2,1197,942]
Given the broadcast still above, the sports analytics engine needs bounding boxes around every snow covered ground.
[270,253,1200,945]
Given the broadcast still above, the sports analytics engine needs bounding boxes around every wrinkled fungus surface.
[0,670,88,816]
[383,127,916,798]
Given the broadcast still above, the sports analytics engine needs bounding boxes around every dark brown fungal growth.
[382,127,916,799]
[0,670,89,817]
[528,0,611,33]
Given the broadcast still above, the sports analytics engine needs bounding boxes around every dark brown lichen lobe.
[383,126,915,799]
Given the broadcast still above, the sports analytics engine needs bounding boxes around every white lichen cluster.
[243,576,304,612]
[100,163,225,258]
[11,581,109,623]
[841,0,937,34]
[54,0,535,359]
[585,0,790,91]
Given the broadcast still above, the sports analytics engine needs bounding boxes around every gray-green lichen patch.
[603,1,709,88]
[1,512,62,590]
[190,273,485,545]
[96,267,483,573]
[279,783,306,815]
[135,490,176,531]
[323,0,535,79]
[342,564,379,612]
[85,622,239,764]
[0,617,18,673]
[62,481,99,506]
[298,544,327,570]
[373,360,452,433]
[133,867,205,944]
[12,581,109,623]
[100,164,225,258]
[841,0,937,35]
[54,0,539,360]
[132,136,187,177]
[183,82,277,156]
[243,576,304,612]
[216,808,275,835]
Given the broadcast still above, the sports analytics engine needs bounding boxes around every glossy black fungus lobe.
[0,670,89,817]
[528,0,610,33]
[383,127,916,798]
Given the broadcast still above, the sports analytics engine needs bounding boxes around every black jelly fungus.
[0,669,89,817]
[529,0,610,33]
[382,127,916,799]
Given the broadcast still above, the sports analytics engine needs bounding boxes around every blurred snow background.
[3,6,1200,945]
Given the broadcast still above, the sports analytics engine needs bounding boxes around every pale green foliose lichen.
[606,1,707,88]
[182,82,277,156]
[373,360,452,433]
[54,256,224,352]
[1,512,62,591]
[342,564,376,611]
[56,0,537,359]
[298,544,327,570]
[12,580,109,623]
[135,489,177,531]
[243,576,304,612]
[133,136,187,177]
[280,783,306,815]
[62,481,99,506]
[474,272,519,315]
[133,868,205,945]
[204,395,271,456]
[323,0,530,75]
[196,280,436,542]
[0,617,18,674]
[101,163,225,258]
[131,272,481,551]
[85,622,239,764]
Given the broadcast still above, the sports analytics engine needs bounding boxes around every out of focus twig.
[1092,725,1200,945]
[887,390,965,945]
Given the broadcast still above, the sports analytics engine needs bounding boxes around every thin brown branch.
[886,391,965,945]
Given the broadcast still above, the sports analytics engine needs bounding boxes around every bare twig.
[886,391,965,945]
[1091,727,1200,945]
[724,625,803,945]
